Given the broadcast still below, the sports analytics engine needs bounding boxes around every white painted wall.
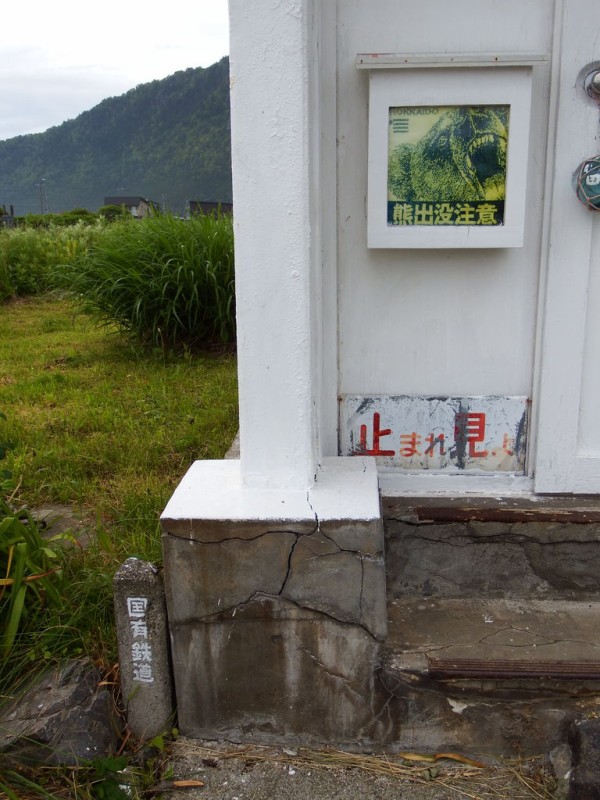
[334,1,554,403]
[226,0,600,494]
[578,223,600,456]
[534,0,600,492]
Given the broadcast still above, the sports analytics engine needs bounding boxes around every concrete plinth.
[169,596,396,745]
[160,457,389,745]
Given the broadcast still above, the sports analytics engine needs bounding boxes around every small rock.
[0,659,118,766]
[568,718,600,800]
[548,743,571,800]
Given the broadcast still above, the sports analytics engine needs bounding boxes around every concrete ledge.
[161,457,381,537]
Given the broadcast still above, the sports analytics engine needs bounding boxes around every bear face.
[388,106,509,203]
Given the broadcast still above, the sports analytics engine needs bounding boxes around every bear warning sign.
[387,105,509,227]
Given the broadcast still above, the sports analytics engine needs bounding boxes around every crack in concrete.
[402,623,600,659]
[278,534,300,595]
[395,529,600,548]
[306,491,319,531]
[174,592,378,640]
[306,491,382,556]
[359,556,365,619]
[469,624,560,648]
[175,528,312,546]
[389,526,600,594]
[296,646,364,700]
[315,528,343,552]
[369,683,396,730]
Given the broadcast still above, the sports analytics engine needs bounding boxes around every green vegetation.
[0,58,231,216]
[0,214,237,796]
[1,413,66,659]
[0,740,172,799]
[0,212,235,352]
[0,222,98,299]
[0,257,10,301]
[96,204,132,223]
[0,295,238,695]
[0,487,68,659]
[17,208,101,228]
[57,213,235,350]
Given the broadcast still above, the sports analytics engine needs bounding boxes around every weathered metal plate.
[339,395,528,472]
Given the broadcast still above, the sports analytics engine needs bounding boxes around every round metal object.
[584,70,600,99]
[573,155,600,211]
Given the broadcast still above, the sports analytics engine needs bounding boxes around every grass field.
[0,293,238,690]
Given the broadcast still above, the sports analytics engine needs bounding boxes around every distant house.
[189,200,233,217]
[103,196,159,219]
[0,204,15,228]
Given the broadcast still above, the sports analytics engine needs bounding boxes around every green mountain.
[0,58,231,216]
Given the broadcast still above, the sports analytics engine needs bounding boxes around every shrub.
[97,204,132,223]
[16,209,100,228]
[57,213,235,349]
[0,222,99,297]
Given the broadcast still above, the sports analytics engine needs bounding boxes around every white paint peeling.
[448,699,469,714]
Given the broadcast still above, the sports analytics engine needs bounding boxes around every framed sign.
[360,58,536,248]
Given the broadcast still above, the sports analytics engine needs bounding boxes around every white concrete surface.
[160,457,381,525]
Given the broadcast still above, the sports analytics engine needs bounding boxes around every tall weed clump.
[58,214,235,350]
[0,412,66,659]
[0,249,10,302]
[0,223,98,297]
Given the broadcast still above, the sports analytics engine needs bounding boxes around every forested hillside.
[0,58,231,215]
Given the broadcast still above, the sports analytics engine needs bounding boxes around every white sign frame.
[363,62,534,248]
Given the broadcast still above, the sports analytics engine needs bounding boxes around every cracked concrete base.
[168,596,400,746]
[385,519,600,599]
[162,525,386,640]
[160,457,388,744]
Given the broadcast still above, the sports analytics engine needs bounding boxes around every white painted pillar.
[229,0,320,491]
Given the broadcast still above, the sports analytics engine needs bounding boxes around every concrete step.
[385,597,600,678]
[380,597,600,754]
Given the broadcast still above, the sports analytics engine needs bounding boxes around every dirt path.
[159,740,557,800]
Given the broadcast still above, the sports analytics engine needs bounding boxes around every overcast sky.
[0,1,230,141]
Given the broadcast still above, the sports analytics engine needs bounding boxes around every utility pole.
[38,178,49,215]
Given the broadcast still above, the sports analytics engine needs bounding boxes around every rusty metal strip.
[382,496,600,524]
[428,658,600,680]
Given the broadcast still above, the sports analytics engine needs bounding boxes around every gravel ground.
[158,740,557,800]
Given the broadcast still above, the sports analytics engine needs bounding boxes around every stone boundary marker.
[114,558,174,740]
